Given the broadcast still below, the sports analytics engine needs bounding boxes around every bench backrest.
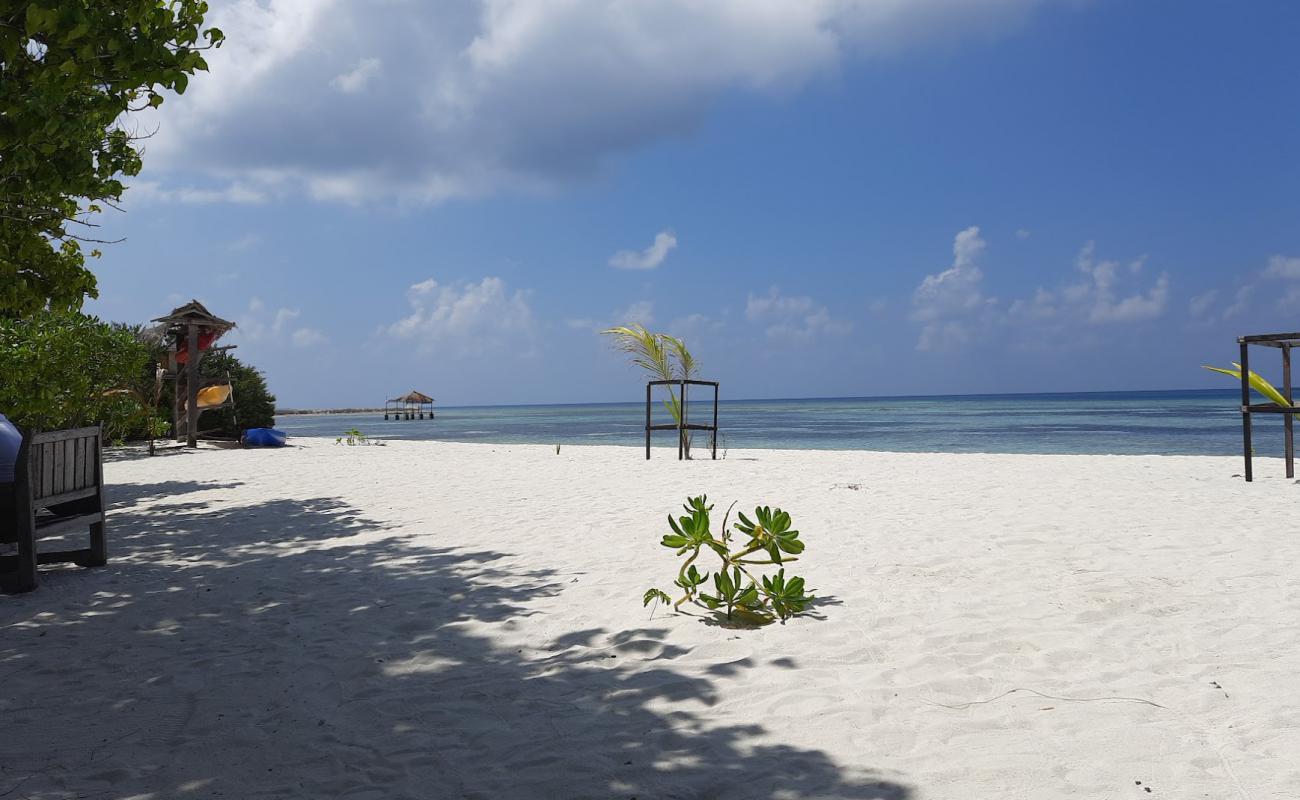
[15,426,103,507]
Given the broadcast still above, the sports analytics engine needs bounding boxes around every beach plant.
[336,428,368,446]
[1202,363,1293,408]
[643,495,812,625]
[602,324,700,456]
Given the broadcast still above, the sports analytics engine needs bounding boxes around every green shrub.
[0,311,151,435]
[644,496,813,625]
[196,351,276,437]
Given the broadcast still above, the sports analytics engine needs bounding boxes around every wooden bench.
[0,426,107,593]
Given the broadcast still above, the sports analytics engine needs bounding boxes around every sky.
[84,0,1300,408]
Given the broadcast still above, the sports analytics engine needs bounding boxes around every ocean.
[273,389,1274,457]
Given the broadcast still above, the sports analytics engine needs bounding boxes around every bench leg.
[81,520,107,568]
[11,522,37,593]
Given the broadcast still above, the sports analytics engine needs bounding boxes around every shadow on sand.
[0,480,911,799]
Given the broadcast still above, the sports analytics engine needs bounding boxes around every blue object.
[0,414,21,484]
[243,428,287,448]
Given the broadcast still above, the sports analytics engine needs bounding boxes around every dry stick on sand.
[926,687,1167,711]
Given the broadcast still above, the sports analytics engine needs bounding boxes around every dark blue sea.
[274,389,1274,457]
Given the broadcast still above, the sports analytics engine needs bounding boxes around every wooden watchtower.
[152,301,236,448]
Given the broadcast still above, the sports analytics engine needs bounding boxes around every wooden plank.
[63,438,76,493]
[47,440,61,496]
[33,487,98,508]
[1286,344,1294,479]
[1242,332,1300,343]
[30,427,101,444]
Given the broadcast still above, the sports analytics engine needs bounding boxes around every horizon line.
[276,386,1234,413]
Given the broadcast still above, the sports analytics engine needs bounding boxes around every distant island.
[276,408,387,416]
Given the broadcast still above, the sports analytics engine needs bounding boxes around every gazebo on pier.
[385,391,435,420]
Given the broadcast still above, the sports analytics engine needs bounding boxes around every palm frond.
[1202,364,1294,407]
[662,334,699,379]
[602,324,674,381]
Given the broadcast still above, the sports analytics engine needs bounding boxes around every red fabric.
[175,330,220,364]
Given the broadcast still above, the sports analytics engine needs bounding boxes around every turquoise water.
[274,389,1274,456]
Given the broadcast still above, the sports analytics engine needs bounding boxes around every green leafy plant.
[1203,363,1293,408]
[336,428,368,446]
[602,324,701,456]
[644,495,813,625]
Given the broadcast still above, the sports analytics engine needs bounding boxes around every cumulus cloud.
[746,287,851,342]
[911,229,1170,351]
[1069,243,1168,324]
[238,298,326,348]
[133,0,1063,204]
[565,299,656,331]
[387,276,535,355]
[609,231,677,270]
[1188,289,1219,318]
[331,57,382,93]
[1265,255,1300,280]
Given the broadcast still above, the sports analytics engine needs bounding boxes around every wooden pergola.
[152,300,236,448]
[645,379,719,460]
[385,391,435,420]
[1237,332,1300,481]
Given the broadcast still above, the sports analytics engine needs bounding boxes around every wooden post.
[680,381,690,460]
[1240,339,1252,482]
[712,383,719,460]
[186,324,200,448]
[85,427,106,566]
[1285,344,1294,479]
[645,382,651,460]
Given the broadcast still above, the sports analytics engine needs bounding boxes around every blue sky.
[85,0,1300,407]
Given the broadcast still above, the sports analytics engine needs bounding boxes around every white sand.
[2,439,1298,799]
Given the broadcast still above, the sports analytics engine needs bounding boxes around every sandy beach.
[3,439,1298,799]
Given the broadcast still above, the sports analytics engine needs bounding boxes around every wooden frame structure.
[645,379,719,460]
[384,391,435,420]
[153,300,237,448]
[0,426,106,593]
[1237,332,1300,481]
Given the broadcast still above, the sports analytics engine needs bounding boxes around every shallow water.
[275,389,1277,456]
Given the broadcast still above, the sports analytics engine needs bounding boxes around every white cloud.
[911,226,996,350]
[132,0,1066,204]
[128,180,268,206]
[746,287,850,342]
[227,233,262,252]
[292,327,326,347]
[387,276,535,355]
[1188,289,1219,318]
[911,229,1170,351]
[1069,243,1168,324]
[1265,255,1300,280]
[610,231,677,270]
[331,57,382,94]
[237,298,325,348]
[1016,228,1031,240]
[614,300,656,326]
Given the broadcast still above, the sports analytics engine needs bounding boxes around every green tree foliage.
[197,351,276,437]
[0,1,223,316]
[0,311,151,440]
